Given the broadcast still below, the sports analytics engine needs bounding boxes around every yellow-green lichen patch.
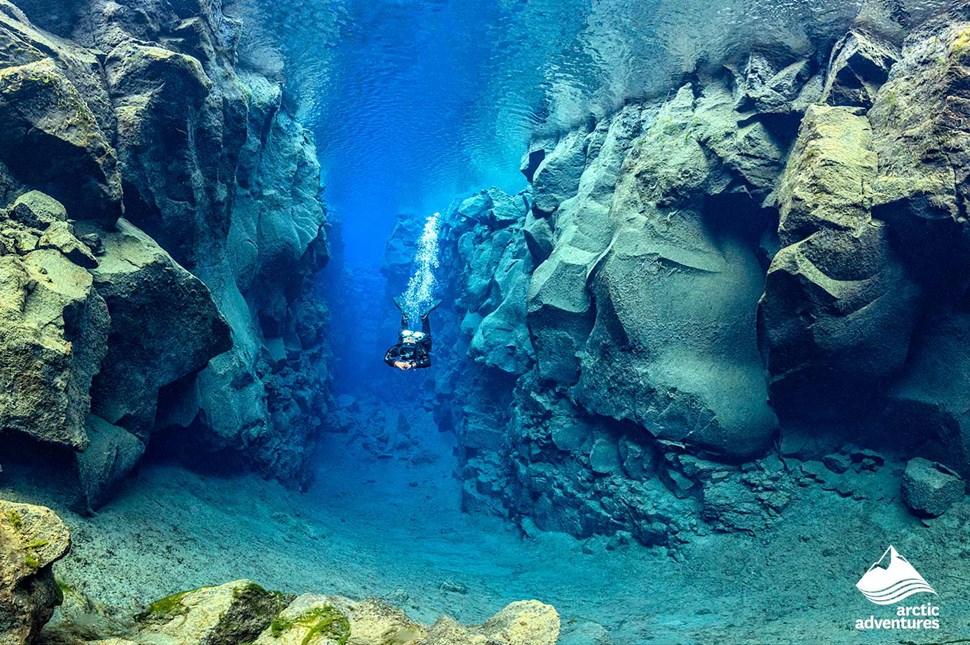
[5,509,23,531]
[270,605,351,645]
[139,589,194,619]
[951,28,970,57]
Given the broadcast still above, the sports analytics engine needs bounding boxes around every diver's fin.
[393,296,405,312]
[421,299,442,318]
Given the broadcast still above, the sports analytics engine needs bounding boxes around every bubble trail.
[401,212,441,326]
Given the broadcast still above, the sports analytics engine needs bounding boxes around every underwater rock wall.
[428,4,970,547]
[0,0,329,507]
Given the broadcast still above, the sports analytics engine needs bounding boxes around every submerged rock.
[0,194,109,451]
[901,457,965,517]
[821,30,899,108]
[129,580,292,645]
[76,415,146,511]
[82,218,232,437]
[63,581,559,645]
[0,499,71,644]
[759,105,921,422]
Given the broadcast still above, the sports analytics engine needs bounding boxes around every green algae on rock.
[129,580,291,645]
[50,582,559,645]
[0,499,71,644]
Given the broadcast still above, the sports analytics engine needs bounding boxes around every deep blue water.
[244,0,879,266]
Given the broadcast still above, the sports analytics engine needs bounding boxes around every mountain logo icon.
[856,546,937,605]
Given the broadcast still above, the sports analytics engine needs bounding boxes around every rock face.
[426,7,970,547]
[575,84,777,459]
[821,30,899,108]
[0,499,71,644]
[429,74,795,544]
[53,580,560,645]
[758,105,921,421]
[0,0,330,504]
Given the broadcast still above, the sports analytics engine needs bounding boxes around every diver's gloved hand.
[393,296,405,312]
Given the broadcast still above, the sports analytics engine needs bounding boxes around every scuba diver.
[384,297,441,371]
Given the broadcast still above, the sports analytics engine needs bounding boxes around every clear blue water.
[180,1,965,641]
[239,0,893,265]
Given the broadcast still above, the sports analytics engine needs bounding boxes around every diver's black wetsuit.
[384,313,433,370]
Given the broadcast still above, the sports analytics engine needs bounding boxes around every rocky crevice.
[0,0,331,509]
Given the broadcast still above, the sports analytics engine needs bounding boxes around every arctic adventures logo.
[854,546,940,631]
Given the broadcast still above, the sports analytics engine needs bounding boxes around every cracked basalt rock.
[0,0,330,503]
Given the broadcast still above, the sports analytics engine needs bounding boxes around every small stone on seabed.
[901,458,965,517]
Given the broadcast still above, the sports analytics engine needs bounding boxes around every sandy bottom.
[4,407,969,644]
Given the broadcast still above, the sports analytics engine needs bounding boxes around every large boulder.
[0,499,71,644]
[131,580,291,645]
[81,218,232,436]
[773,105,876,244]
[759,105,921,421]
[0,58,122,224]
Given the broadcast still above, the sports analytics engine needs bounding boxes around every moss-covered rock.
[131,580,292,645]
[0,499,71,644]
[256,595,355,645]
